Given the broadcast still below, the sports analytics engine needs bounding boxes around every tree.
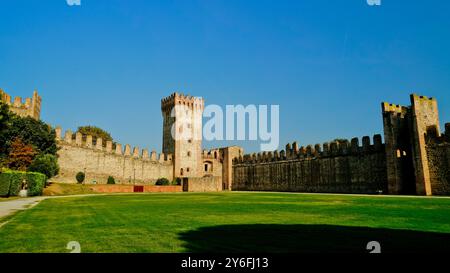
[76,126,113,145]
[7,138,37,171]
[0,101,11,133]
[1,115,58,156]
[0,102,12,163]
[76,172,85,184]
[28,154,60,179]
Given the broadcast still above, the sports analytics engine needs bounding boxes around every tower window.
[187,151,191,157]
[187,168,190,172]
[180,168,184,176]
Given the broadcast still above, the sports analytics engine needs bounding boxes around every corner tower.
[382,94,441,196]
[161,92,204,179]
[0,89,41,120]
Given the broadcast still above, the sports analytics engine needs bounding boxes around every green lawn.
[1,192,450,253]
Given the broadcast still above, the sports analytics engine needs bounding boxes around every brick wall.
[90,184,182,193]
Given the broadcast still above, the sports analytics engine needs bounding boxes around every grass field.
[1,192,450,253]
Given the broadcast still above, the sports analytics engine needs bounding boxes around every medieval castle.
[1,89,449,195]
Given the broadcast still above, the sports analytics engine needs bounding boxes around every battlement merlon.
[55,126,173,163]
[234,135,385,164]
[0,89,41,120]
[161,92,205,112]
[202,149,222,160]
[381,102,409,114]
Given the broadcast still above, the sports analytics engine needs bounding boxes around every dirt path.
[0,197,47,220]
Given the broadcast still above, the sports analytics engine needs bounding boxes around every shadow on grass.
[179,224,450,253]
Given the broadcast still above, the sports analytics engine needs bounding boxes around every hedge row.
[0,170,47,197]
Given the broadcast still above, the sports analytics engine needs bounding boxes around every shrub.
[0,170,46,196]
[172,178,182,186]
[25,172,46,196]
[0,173,11,197]
[7,172,22,196]
[76,172,85,184]
[107,176,115,185]
[28,154,59,179]
[0,171,24,196]
[155,178,170,186]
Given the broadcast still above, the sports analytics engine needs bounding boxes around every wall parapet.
[233,135,385,165]
[55,127,173,164]
[0,89,41,120]
[425,123,450,144]
[202,149,222,160]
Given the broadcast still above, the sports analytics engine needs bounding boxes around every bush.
[155,178,170,186]
[107,176,115,185]
[28,154,59,179]
[0,171,24,196]
[7,172,22,196]
[172,178,182,186]
[76,172,85,184]
[25,172,46,196]
[0,173,11,197]
[0,170,46,196]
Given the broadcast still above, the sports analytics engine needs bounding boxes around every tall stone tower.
[0,89,41,120]
[161,92,204,179]
[382,94,441,196]
[409,94,440,196]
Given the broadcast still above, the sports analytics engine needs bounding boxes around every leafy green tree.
[1,115,57,156]
[0,102,11,133]
[76,126,113,144]
[28,154,60,179]
[0,102,12,164]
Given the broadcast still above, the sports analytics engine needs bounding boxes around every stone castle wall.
[54,128,173,184]
[185,176,222,192]
[233,135,388,194]
[425,124,450,195]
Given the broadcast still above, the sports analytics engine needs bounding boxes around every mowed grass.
[1,192,450,253]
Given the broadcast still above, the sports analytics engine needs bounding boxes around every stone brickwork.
[233,93,449,196]
[161,93,204,178]
[4,89,448,195]
[0,89,41,120]
[425,123,450,195]
[184,176,223,192]
[54,128,173,184]
[233,136,387,194]
[382,94,444,196]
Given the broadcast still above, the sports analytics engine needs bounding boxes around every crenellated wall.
[232,135,388,194]
[54,127,173,184]
[0,89,41,120]
[425,123,450,195]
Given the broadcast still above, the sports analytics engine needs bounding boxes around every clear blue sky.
[1,0,449,153]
